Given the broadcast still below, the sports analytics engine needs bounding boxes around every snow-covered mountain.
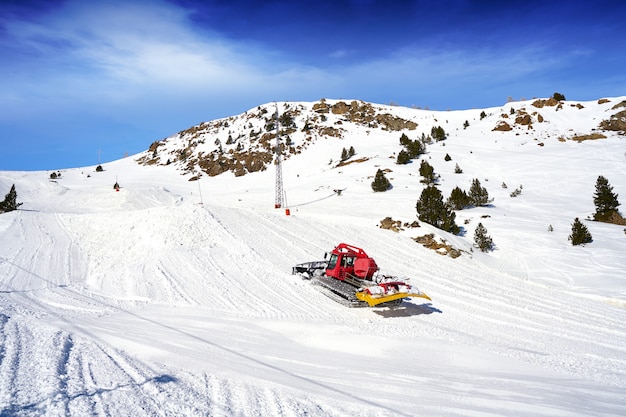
[1,97,625,416]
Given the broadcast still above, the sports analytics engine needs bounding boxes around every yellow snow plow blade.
[355,291,431,307]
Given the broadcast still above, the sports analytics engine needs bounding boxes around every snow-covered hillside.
[1,97,625,416]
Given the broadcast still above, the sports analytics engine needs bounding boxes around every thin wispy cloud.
[0,1,343,124]
[2,2,263,93]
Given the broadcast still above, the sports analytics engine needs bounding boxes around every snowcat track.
[312,275,367,308]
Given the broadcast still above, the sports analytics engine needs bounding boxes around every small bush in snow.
[340,146,356,161]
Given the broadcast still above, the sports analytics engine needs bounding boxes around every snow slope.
[1,97,626,416]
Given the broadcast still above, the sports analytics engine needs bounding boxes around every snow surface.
[1,97,626,416]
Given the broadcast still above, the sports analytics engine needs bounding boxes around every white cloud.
[0,0,359,124]
[1,1,285,98]
[349,43,563,86]
[329,49,349,59]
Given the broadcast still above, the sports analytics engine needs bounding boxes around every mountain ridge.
[135,96,626,179]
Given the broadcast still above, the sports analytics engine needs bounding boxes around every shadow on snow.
[372,302,442,318]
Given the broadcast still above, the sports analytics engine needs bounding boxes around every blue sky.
[1,0,625,171]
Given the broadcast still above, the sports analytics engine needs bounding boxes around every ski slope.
[1,97,626,416]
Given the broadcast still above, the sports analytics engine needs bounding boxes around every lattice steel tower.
[274,103,284,209]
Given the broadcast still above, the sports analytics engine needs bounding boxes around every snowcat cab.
[325,243,378,281]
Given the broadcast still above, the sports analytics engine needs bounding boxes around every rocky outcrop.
[493,121,512,131]
[599,110,626,133]
[379,217,420,232]
[532,98,560,108]
[413,234,461,258]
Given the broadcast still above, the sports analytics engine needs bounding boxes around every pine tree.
[469,178,490,206]
[0,184,23,213]
[371,169,391,192]
[419,160,435,184]
[593,175,620,221]
[348,146,355,157]
[447,186,470,210]
[416,185,459,234]
[279,112,294,128]
[396,150,411,165]
[341,148,349,161]
[406,139,425,158]
[398,134,424,161]
[474,223,493,252]
[568,218,592,245]
[431,126,446,141]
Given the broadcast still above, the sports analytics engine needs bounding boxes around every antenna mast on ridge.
[274,103,284,209]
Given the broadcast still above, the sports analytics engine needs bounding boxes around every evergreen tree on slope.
[469,178,490,206]
[447,186,470,210]
[568,218,592,246]
[371,169,391,192]
[593,175,621,222]
[416,185,459,234]
[474,223,494,252]
[0,184,23,213]
[419,160,436,184]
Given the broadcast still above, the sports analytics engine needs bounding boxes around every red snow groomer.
[293,243,431,307]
